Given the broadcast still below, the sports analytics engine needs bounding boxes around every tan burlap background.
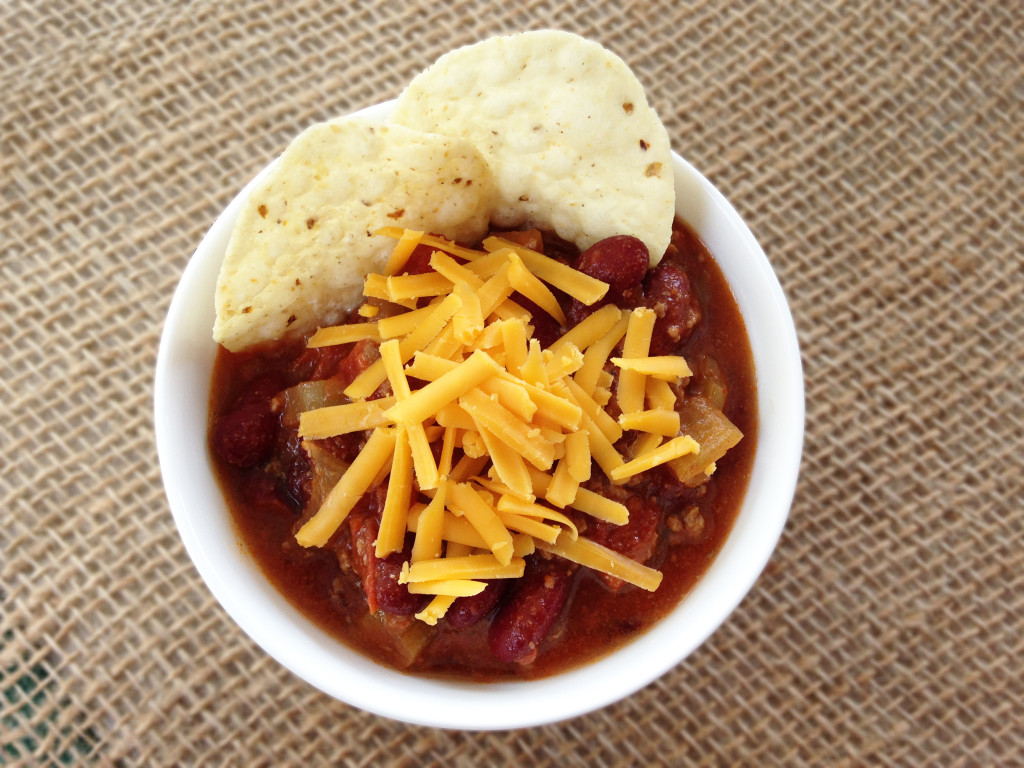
[2,1,1021,764]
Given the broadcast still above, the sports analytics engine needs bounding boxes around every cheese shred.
[293,228,729,621]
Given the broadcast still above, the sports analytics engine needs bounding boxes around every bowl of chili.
[155,100,803,729]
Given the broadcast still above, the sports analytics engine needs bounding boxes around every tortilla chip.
[213,118,493,351]
[390,31,674,264]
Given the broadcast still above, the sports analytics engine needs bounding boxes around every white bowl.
[155,101,803,730]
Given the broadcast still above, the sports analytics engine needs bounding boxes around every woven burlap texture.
[2,1,1021,765]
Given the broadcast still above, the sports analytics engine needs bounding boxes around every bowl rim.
[155,100,804,730]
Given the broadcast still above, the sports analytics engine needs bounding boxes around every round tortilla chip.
[390,30,674,264]
[213,118,494,352]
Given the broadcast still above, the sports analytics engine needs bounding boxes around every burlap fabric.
[2,1,1021,764]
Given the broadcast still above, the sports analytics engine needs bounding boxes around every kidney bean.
[447,581,507,629]
[565,298,591,327]
[401,243,437,276]
[375,539,426,616]
[566,235,649,324]
[644,262,700,355]
[586,495,663,591]
[212,404,277,468]
[350,512,426,616]
[575,236,649,302]
[594,496,662,564]
[232,372,286,409]
[488,557,572,664]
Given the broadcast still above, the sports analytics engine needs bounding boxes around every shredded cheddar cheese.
[415,595,458,626]
[308,322,381,347]
[612,354,693,380]
[618,408,682,437]
[610,435,700,481]
[410,479,447,562]
[617,307,656,415]
[407,580,487,597]
[376,425,413,556]
[381,228,424,276]
[295,427,397,547]
[294,227,712,623]
[297,397,396,439]
[399,554,526,583]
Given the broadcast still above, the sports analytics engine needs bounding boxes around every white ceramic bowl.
[155,101,803,730]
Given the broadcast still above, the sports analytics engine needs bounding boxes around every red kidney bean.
[213,370,285,468]
[375,537,426,616]
[565,297,592,327]
[350,513,426,616]
[566,235,649,324]
[232,372,286,409]
[575,236,649,302]
[488,557,572,664]
[401,243,437,275]
[447,581,507,629]
[644,262,700,355]
[585,494,663,591]
[212,404,277,468]
[592,496,662,565]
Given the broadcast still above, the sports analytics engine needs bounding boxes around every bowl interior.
[154,101,803,730]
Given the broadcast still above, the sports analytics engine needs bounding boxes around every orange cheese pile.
[294,228,701,625]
